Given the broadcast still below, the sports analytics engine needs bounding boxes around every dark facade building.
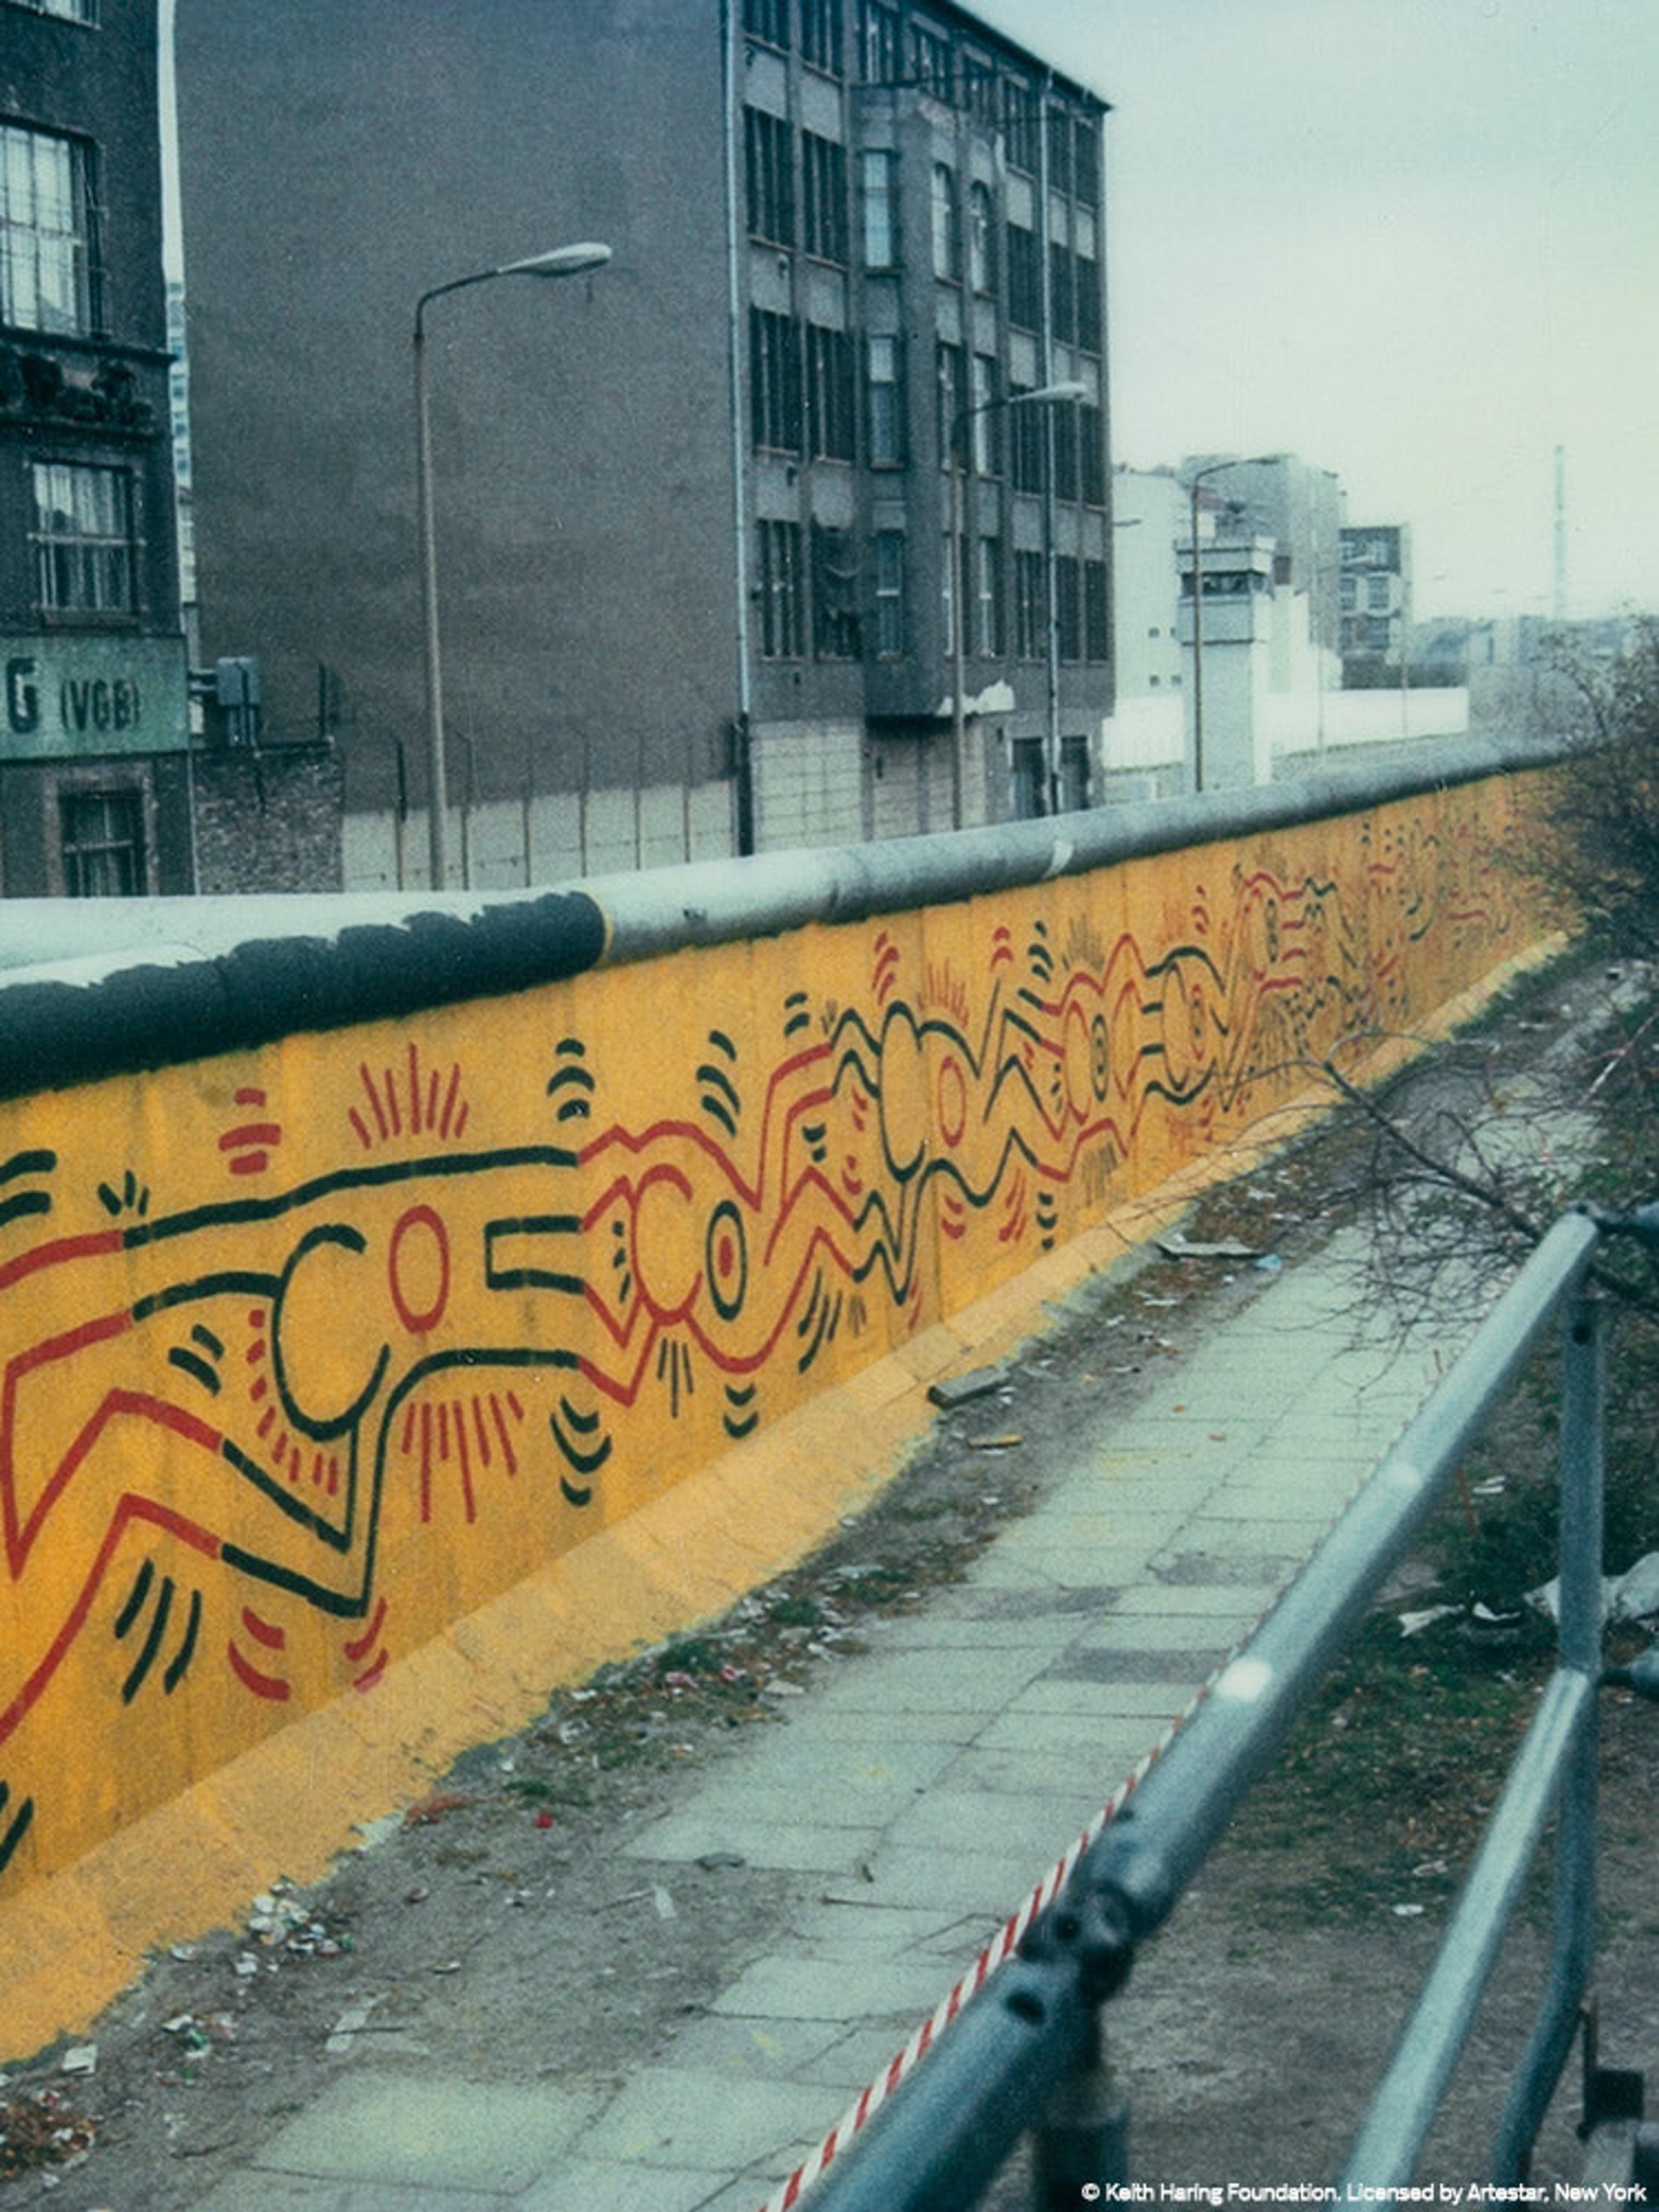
[173,0,1115,889]
[1339,521,1411,684]
[0,0,192,896]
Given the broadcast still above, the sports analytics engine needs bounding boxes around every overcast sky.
[971,0,1657,621]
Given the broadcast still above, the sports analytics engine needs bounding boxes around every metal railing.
[801,1204,1659,2207]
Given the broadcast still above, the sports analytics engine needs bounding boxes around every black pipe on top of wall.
[0,732,1567,1100]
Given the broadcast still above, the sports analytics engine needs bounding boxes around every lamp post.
[1186,453,1280,793]
[415,241,611,891]
[949,379,1087,828]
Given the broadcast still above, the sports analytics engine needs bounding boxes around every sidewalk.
[182,1217,1457,2212]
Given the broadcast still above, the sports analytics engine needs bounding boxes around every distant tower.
[1553,445,1567,624]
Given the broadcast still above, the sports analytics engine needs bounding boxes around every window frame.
[60,782,146,897]
[801,131,848,264]
[32,458,136,619]
[865,331,903,467]
[930,161,960,283]
[0,121,100,336]
[872,530,906,657]
[744,106,795,248]
[861,147,898,270]
[756,518,807,658]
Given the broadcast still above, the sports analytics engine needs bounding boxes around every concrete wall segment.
[0,747,1566,2040]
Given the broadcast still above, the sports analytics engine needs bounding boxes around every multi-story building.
[0,0,193,896]
[1339,521,1411,683]
[172,0,1115,889]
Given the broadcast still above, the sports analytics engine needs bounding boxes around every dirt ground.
[5,961,1657,2208]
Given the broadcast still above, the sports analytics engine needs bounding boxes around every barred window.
[744,0,789,47]
[1014,550,1046,659]
[865,332,903,465]
[976,535,1005,658]
[757,519,806,657]
[1079,405,1106,508]
[806,322,855,460]
[968,182,998,297]
[873,531,905,656]
[1046,105,1074,196]
[1002,79,1039,172]
[61,786,144,897]
[1,123,98,334]
[1055,554,1082,661]
[750,308,802,451]
[931,162,960,281]
[802,133,848,263]
[970,353,1000,475]
[859,0,901,83]
[32,461,133,614]
[1049,240,1075,344]
[744,108,795,246]
[934,341,965,468]
[1084,559,1110,662]
[909,25,952,101]
[1075,248,1102,353]
[800,0,842,73]
[1011,389,1045,494]
[1074,118,1101,207]
[1052,401,1079,505]
[1007,223,1040,331]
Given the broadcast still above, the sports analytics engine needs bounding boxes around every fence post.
[1491,1285,1606,2178]
[1031,2011,1128,2206]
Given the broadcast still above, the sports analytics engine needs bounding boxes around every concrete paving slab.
[827,1843,1065,1913]
[622,1812,880,1872]
[247,2073,599,2191]
[710,1948,959,2022]
[801,1645,1055,1713]
[575,2064,846,2170]
[519,2161,736,2212]
[194,2180,500,2211]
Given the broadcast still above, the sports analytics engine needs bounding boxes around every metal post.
[950,442,966,830]
[1491,1288,1606,2179]
[414,299,449,890]
[1031,2012,1128,2207]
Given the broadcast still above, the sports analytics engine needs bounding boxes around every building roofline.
[918,0,1113,114]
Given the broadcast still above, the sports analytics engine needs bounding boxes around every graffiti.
[0,789,1526,1892]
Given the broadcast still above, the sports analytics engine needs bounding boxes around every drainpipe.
[720,0,756,854]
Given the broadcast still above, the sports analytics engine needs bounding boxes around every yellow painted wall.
[0,772,1544,2032]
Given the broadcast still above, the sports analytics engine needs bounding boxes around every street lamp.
[949,379,1087,828]
[1187,453,1281,792]
[415,241,612,891]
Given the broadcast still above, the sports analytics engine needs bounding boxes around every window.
[1052,401,1079,504]
[1055,556,1082,661]
[1014,550,1046,659]
[909,25,952,101]
[802,133,848,262]
[1003,79,1039,172]
[1049,240,1075,344]
[1079,405,1106,507]
[866,332,903,465]
[860,0,901,83]
[934,342,965,469]
[1084,559,1109,661]
[1046,105,1074,196]
[962,54,999,130]
[1341,575,1359,612]
[941,531,955,658]
[930,163,960,281]
[0,123,97,334]
[32,461,133,615]
[744,108,795,247]
[812,522,859,655]
[1075,249,1102,353]
[1007,223,1040,331]
[61,787,144,897]
[799,0,842,73]
[744,0,789,47]
[969,353,999,474]
[873,531,905,656]
[1060,735,1090,811]
[861,148,897,268]
[968,182,998,296]
[1074,118,1100,207]
[750,308,802,451]
[1367,574,1392,611]
[1011,737,1044,818]
[757,520,806,657]
[806,322,855,460]
[1010,391,1045,494]
[976,535,1004,657]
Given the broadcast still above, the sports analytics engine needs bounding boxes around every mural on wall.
[0,787,1526,1894]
